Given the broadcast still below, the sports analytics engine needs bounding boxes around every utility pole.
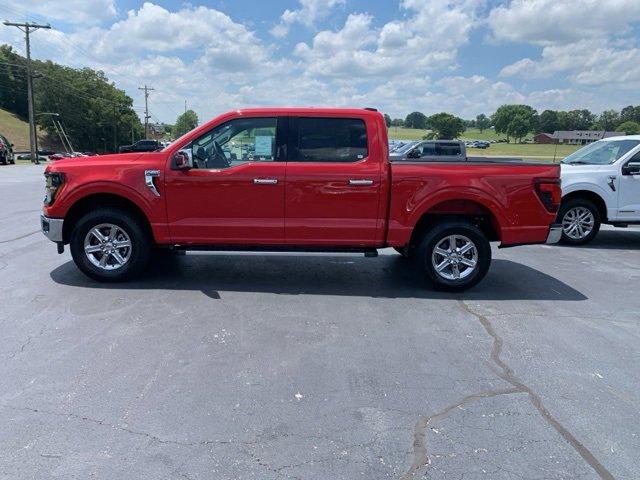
[3,21,51,164]
[138,85,154,139]
[184,99,187,115]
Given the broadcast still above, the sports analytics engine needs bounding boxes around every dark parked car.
[118,139,160,153]
[0,134,15,165]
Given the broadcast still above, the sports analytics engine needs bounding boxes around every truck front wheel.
[557,198,600,245]
[70,208,152,282]
[416,221,491,292]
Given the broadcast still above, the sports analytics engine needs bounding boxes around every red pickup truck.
[41,108,561,291]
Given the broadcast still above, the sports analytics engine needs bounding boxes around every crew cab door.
[617,149,640,221]
[285,116,382,246]
[164,116,286,244]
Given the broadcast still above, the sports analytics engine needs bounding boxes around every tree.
[405,111,427,129]
[383,113,392,127]
[538,110,559,133]
[426,112,465,139]
[567,109,594,130]
[174,110,199,137]
[620,105,640,124]
[475,114,490,132]
[491,104,537,142]
[391,118,405,127]
[616,121,640,135]
[31,59,141,153]
[508,114,530,143]
[598,110,620,131]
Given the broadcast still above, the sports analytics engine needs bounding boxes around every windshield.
[561,139,640,165]
[392,141,418,155]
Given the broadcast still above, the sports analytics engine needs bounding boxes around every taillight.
[535,178,561,213]
[44,172,65,206]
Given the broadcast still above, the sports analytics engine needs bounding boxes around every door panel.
[285,116,382,246]
[618,152,640,221]
[165,163,285,244]
[164,116,286,245]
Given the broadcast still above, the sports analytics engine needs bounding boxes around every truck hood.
[45,152,164,173]
[560,163,605,176]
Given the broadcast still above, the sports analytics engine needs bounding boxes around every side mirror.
[172,151,191,171]
[408,149,421,158]
[622,161,640,176]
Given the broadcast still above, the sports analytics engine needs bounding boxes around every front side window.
[186,117,277,169]
[293,117,368,162]
[562,139,640,165]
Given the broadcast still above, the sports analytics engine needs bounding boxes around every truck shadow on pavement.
[50,254,587,301]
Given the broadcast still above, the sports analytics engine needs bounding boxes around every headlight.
[44,172,65,206]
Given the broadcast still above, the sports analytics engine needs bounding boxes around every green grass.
[468,143,580,160]
[0,108,47,151]
[388,126,581,160]
[459,127,507,141]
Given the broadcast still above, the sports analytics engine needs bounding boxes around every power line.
[3,20,51,164]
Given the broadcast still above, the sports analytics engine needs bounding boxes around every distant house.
[552,130,625,145]
[534,133,555,144]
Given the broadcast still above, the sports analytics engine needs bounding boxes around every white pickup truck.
[559,135,640,244]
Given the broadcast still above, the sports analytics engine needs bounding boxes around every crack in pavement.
[455,300,614,480]
[0,403,245,449]
[0,230,40,243]
[401,300,615,480]
[401,387,520,479]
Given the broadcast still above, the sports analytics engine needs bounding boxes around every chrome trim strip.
[145,169,161,197]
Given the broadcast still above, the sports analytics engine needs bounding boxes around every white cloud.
[488,0,640,45]
[294,0,479,79]
[2,0,117,25]
[270,0,345,37]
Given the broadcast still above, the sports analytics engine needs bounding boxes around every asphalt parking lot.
[1,164,638,480]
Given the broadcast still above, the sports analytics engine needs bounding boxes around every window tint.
[438,142,462,156]
[420,143,437,156]
[187,117,277,169]
[294,117,367,162]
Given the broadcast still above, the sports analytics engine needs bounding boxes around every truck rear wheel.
[558,197,600,245]
[70,207,151,282]
[416,221,491,292]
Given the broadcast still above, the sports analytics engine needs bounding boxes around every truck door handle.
[349,179,374,186]
[253,178,278,185]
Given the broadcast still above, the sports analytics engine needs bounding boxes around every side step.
[172,244,380,257]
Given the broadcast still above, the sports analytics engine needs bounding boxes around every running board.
[171,245,380,257]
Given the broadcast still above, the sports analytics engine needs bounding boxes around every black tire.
[415,221,491,292]
[9,158,15,164]
[70,207,152,282]
[558,197,601,245]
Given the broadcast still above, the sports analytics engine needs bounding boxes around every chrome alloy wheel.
[562,207,595,240]
[83,223,132,270]
[431,234,478,281]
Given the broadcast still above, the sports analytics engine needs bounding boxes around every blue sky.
[1,0,639,124]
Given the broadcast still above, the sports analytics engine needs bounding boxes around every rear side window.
[438,142,462,156]
[292,117,368,162]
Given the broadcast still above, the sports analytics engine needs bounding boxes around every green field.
[389,126,580,161]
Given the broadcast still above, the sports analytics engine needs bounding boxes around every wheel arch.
[408,199,501,250]
[62,193,154,244]
[561,190,608,222]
